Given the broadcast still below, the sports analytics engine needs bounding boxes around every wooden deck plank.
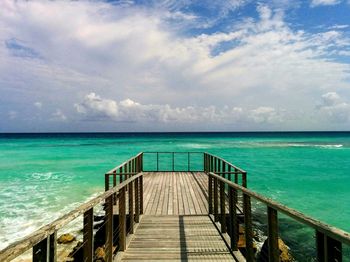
[190,173,207,214]
[117,215,234,262]
[114,172,209,216]
[173,171,179,215]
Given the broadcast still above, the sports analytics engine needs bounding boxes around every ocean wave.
[227,141,345,149]
[284,143,343,148]
[0,184,102,250]
[178,141,345,149]
[31,172,57,180]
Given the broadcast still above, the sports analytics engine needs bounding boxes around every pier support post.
[229,187,238,250]
[49,232,57,262]
[140,175,144,214]
[105,173,109,191]
[119,188,126,252]
[83,208,93,262]
[243,193,254,261]
[242,171,247,188]
[220,181,226,233]
[33,237,48,262]
[129,181,134,234]
[316,231,342,262]
[33,232,57,262]
[135,178,140,223]
[213,177,219,222]
[208,176,213,214]
[106,195,113,262]
[267,207,279,262]
[172,152,175,171]
[119,166,123,183]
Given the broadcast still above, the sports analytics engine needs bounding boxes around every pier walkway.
[1,152,350,262]
[115,172,235,261]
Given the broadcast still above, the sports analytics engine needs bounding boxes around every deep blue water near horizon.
[0,131,349,259]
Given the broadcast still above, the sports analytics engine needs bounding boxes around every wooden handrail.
[142,151,204,172]
[0,172,144,262]
[205,152,246,174]
[208,172,350,245]
[106,152,143,174]
[208,171,350,261]
[3,151,349,262]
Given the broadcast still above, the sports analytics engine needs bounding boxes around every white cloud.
[249,107,282,124]
[311,0,341,7]
[34,102,42,109]
[74,93,118,119]
[321,92,341,106]
[8,111,17,120]
[329,24,349,30]
[51,109,67,122]
[75,92,285,126]
[318,92,350,123]
[0,1,350,131]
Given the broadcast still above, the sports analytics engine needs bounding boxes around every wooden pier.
[1,152,350,262]
[114,172,238,261]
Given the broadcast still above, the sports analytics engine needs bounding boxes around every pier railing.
[104,152,143,191]
[207,171,350,261]
[142,151,203,172]
[0,155,144,262]
[2,151,350,262]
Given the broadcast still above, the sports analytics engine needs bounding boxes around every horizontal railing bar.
[0,172,144,261]
[105,172,138,176]
[208,172,350,246]
[143,151,203,154]
[142,170,204,172]
[212,171,243,175]
[106,152,143,174]
[205,152,246,174]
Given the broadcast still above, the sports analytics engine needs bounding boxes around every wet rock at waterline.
[57,233,76,244]
[257,237,294,261]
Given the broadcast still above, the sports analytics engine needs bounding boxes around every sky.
[1,0,350,132]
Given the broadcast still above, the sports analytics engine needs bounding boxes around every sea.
[0,132,349,258]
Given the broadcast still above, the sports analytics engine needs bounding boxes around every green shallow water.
[0,132,349,253]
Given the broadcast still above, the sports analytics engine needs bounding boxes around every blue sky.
[1,0,350,132]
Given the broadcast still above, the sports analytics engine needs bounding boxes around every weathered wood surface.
[117,215,234,261]
[208,172,350,246]
[114,172,209,216]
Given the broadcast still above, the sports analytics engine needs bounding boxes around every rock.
[94,246,105,261]
[257,237,294,262]
[57,233,76,244]
[68,241,83,261]
[279,238,294,262]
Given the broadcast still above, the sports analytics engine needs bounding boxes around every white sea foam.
[0,171,102,250]
[181,143,212,149]
[31,172,58,180]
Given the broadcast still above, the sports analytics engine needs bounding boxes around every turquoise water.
[0,132,349,250]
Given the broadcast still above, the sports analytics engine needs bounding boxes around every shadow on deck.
[115,172,239,261]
